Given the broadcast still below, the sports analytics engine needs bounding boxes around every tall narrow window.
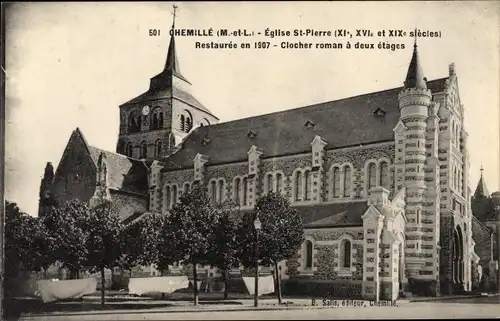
[183,183,190,195]
[305,241,313,268]
[380,162,389,190]
[242,177,248,206]
[218,180,224,202]
[166,186,171,209]
[333,167,340,198]
[140,141,148,159]
[128,111,140,133]
[155,140,162,159]
[342,240,351,268]
[172,185,178,205]
[152,114,158,129]
[266,174,273,194]
[343,166,351,197]
[126,143,133,157]
[211,181,217,202]
[159,113,164,128]
[304,170,312,201]
[180,115,185,132]
[168,133,176,151]
[295,172,303,201]
[368,163,376,192]
[234,178,241,203]
[276,173,283,194]
[185,116,192,132]
[416,208,421,224]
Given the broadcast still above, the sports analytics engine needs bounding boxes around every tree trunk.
[100,266,105,305]
[43,268,48,279]
[274,261,282,304]
[193,263,199,306]
[223,269,229,300]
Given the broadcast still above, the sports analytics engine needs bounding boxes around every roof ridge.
[209,77,449,129]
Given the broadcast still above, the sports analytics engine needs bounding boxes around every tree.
[158,184,220,305]
[206,200,241,299]
[119,212,165,275]
[237,192,304,304]
[83,200,123,305]
[4,201,55,315]
[41,200,92,279]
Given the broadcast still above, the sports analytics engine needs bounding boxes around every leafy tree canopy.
[237,192,304,267]
[157,184,220,270]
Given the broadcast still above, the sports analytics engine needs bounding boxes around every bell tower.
[116,4,219,161]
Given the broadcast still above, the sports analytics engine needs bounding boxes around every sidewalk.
[408,292,499,302]
[19,291,495,318]
[20,297,409,318]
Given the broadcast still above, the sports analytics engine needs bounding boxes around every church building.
[38,20,478,300]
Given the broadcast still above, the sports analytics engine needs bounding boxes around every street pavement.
[18,295,500,320]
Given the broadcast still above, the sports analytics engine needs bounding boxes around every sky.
[4,2,500,215]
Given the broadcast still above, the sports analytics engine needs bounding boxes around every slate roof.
[471,215,492,246]
[225,202,368,228]
[87,146,149,196]
[299,202,369,228]
[164,77,448,170]
[474,174,490,198]
[122,86,217,119]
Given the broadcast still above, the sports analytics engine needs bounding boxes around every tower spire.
[474,166,490,198]
[164,4,181,75]
[404,30,427,90]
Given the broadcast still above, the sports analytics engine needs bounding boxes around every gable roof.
[87,146,149,196]
[164,78,448,170]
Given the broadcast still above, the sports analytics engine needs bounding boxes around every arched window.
[168,133,176,151]
[342,239,352,268]
[140,141,148,159]
[128,110,140,133]
[416,208,421,224]
[295,172,303,201]
[165,186,171,209]
[180,115,185,132]
[211,180,217,202]
[234,178,241,203]
[183,183,190,195]
[242,177,248,206]
[152,113,158,129]
[332,167,340,198]
[201,118,210,126]
[266,173,273,194]
[368,163,376,192]
[304,170,312,201]
[379,161,389,190]
[154,140,162,159]
[126,143,133,157]
[172,185,178,205]
[343,166,351,197]
[159,113,164,128]
[305,240,313,268]
[218,180,224,202]
[276,173,283,194]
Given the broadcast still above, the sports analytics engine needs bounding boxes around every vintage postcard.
[2,2,500,320]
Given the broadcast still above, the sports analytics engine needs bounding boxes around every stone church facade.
[470,168,500,290]
[38,28,477,299]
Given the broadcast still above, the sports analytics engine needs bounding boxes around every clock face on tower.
[142,105,150,116]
